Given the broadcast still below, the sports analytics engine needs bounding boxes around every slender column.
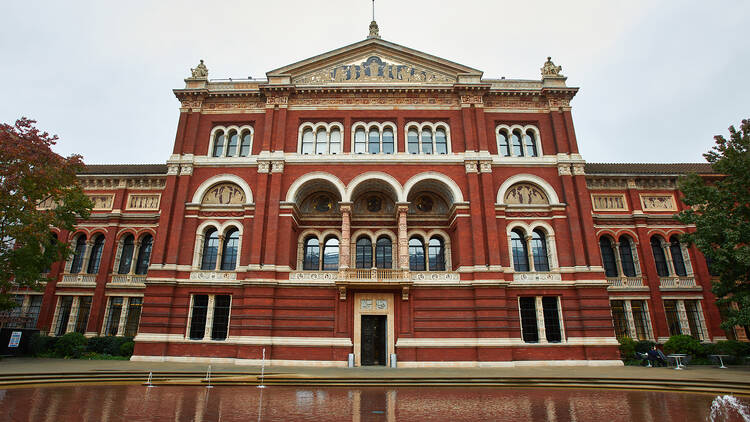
[397,204,409,270]
[676,300,691,336]
[525,235,535,272]
[204,295,216,340]
[339,204,352,269]
[80,242,93,274]
[613,242,625,277]
[215,234,225,270]
[536,296,547,343]
[624,300,637,339]
[116,297,129,336]
[662,241,675,276]
[49,298,61,336]
[66,297,80,334]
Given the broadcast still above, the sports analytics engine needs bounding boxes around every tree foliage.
[677,119,750,328]
[0,118,91,310]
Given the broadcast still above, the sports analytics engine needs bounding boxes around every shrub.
[618,336,636,359]
[635,340,657,355]
[119,341,134,357]
[713,340,750,362]
[86,336,134,356]
[54,333,88,358]
[663,335,704,356]
[29,333,58,356]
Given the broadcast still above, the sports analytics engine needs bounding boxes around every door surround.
[353,292,395,367]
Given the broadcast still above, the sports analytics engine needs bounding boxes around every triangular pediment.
[266,38,483,86]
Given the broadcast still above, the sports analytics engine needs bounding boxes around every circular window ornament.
[416,195,434,212]
[313,195,333,212]
[366,195,382,212]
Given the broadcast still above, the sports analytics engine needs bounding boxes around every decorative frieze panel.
[586,178,628,190]
[504,183,549,205]
[289,272,338,282]
[203,100,265,112]
[460,95,483,105]
[79,177,166,191]
[88,194,114,210]
[126,194,161,211]
[411,272,460,282]
[591,194,628,211]
[640,194,677,212]
[513,272,562,282]
[293,55,455,85]
[189,271,237,281]
[201,183,245,205]
[484,95,544,110]
[289,92,459,107]
[635,178,677,190]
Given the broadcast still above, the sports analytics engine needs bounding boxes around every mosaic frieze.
[586,178,629,190]
[293,56,455,85]
[289,92,458,107]
[126,194,160,210]
[504,183,549,205]
[201,183,245,205]
[591,194,628,211]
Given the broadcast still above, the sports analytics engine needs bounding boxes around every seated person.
[647,346,667,367]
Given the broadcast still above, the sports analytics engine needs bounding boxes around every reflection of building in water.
[27,19,740,370]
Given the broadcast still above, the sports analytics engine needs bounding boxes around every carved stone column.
[525,235,535,272]
[613,242,625,277]
[339,203,352,269]
[397,204,409,270]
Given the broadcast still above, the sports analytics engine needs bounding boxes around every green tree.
[677,119,750,329]
[0,118,91,310]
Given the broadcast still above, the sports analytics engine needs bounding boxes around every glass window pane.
[329,129,341,154]
[407,128,419,154]
[87,235,105,274]
[531,230,549,271]
[435,128,447,154]
[55,296,73,336]
[421,129,433,154]
[519,297,538,342]
[610,300,629,338]
[201,229,219,270]
[322,237,339,271]
[511,230,529,272]
[75,296,91,334]
[315,129,327,154]
[118,235,135,274]
[220,230,239,270]
[600,237,618,277]
[409,238,425,271]
[124,297,143,337]
[524,131,537,157]
[135,235,153,275]
[211,295,231,340]
[105,297,123,336]
[670,236,687,276]
[26,296,43,329]
[356,237,372,269]
[301,129,314,154]
[382,129,394,154]
[226,132,238,157]
[619,237,637,277]
[512,131,523,156]
[428,237,445,271]
[70,236,86,274]
[212,132,225,157]
[189,295,209,340]
[664,300,682,336]
[303,237,320,270]
[498,131,510,156]
[375,236,392,269]
[651,237,669,277]
[368,128,380,154]
[354,128,366,153]
[631,300,650,340]
[542,297,561,342]
[240,132,252,156]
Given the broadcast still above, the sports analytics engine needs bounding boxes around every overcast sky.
[1,1,748,165]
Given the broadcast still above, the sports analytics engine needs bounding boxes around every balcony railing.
[659,276,697,289]
[110,274,147,285]
[60,273,97,285]
[340,268,410,283]
[607,277,646,289]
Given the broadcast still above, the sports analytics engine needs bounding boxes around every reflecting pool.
[0,385,747,421]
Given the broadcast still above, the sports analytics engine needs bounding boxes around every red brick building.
[11,25,744,367]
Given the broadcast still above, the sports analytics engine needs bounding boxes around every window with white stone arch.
[496,124,542,158]
[298,122,343,155]
[112,231,155,276]
[506,222,558,273]
[192,222,244,271]
[405,121,451,155]
[351,121,397,154]
[406,229,452,271]
[296,229,341,271]
[208,125,254,157]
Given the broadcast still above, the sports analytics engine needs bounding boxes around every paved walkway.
[1,357,748,384]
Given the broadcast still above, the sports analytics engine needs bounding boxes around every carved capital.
[271,160,285,173]
[266,96,289,106]
[464,161,478,174]
[572,164,585,176]
[557,164,572,176]
[338,286,347,301]
[179,164,193,176]
[479,161,492,173]
[402,286,410,301]
[627,179,637,189]
[257,161,270,174]
[460,95,483,105]
[167,164,180,176]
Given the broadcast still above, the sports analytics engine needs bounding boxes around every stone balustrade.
[60,273,97,285]
[607,277,645,289]
[659,276,697,289]
[110,274,147,285]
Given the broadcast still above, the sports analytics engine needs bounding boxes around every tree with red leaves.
[0,118,91,311]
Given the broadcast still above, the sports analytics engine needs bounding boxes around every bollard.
[348,353,354,368]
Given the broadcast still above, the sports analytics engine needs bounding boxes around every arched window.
[511,229,529,272]
[315,129,327,154]
[368,128,380,154]
[375,236,392,269]
[87,235,105,274]
[421,128,433,154]
[497,130,510,157]
[322,237,339,270]
[134,235,153,275]
[409,237,426,271]
[435,128,448,154]
[531,230,549,272]
[600,237,618,277]
[382,128,394,154]
[670,235,687,276]
[354,128,367,153]
[619,236,637,277]
[212,130,225,157]
[226,131,238,157]
[356,237,373,269]
[70,235,87,274]
[329,128,341,154]
[301,129,314,155]
[428,236,445,271]
[407,128,419,154]
[511,130,523,157]
[118,234,135,274]
[239,130,252,156]
[303,236,320,270]
[651,236,669,277]
[220,229,239,270]
[201,229,219,270]
[524,130,538,157]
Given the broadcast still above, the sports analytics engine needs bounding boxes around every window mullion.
[535,296,547,343]
[204,295,216,341]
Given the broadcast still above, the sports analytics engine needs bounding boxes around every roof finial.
[368,0,381,39]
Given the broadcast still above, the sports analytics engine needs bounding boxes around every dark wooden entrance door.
[361,315,386,366]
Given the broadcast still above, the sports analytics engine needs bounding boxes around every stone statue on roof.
[190,60,209,79]
[541,57,563,77]
[368,20,381,39]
